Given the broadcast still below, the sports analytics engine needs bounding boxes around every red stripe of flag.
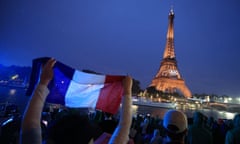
[96,76,125,114]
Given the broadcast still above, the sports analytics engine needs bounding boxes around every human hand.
[122,76,132,96]
[39,58,56,86]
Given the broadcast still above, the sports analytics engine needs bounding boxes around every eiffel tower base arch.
[150,77,192,98]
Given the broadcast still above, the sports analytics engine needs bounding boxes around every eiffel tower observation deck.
[150,8,192,98]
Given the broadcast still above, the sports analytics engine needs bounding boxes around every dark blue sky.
[0,0,240,97]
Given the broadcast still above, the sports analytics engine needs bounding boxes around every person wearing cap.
[162,109,188,144]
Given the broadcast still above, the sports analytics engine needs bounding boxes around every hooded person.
[225,113,240,144]
[186,111,212,144]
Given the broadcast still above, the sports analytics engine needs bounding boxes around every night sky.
[0,0,240,97]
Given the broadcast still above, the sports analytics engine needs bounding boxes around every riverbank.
[0,86,239,121]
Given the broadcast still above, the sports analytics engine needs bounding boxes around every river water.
[0,86,238,120]
[131,104,237,120]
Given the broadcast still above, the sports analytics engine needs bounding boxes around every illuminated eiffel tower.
[150,8,192,98]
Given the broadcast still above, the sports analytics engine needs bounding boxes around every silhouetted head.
[193,111,204,126]
[45,114,96,144]
[233,113,240,127]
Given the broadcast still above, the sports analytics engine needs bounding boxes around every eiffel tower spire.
[163,8,175,59]
[150,8,192,98]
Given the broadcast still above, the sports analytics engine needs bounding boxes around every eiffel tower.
[150,8,192,98]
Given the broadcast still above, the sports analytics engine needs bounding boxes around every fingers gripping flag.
[26,57,125,114]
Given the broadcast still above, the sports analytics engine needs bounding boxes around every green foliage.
[132,79,142,95]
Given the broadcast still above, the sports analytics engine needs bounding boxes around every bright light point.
[87,84,93,87]
[42,120,48,127]
[11,74,19,80]
[61,81,64,84]
[225,112,235,119]
[9,89,16,95]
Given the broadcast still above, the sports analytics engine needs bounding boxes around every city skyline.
[0,0,240,97]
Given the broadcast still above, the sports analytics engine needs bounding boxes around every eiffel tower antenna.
[170,5,174,14]
[150,8,192,98]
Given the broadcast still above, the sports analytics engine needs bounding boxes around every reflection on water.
[0,86,238,120]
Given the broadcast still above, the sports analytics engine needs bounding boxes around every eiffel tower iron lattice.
[150,8,192,98]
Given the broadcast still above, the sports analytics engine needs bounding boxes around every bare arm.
[21,58,56,143]
[108,76,132,144]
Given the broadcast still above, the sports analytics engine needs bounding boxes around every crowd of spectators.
[0,106,240,144]
[128,111,240,144]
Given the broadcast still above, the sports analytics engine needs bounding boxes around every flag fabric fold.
[26,57,125,114]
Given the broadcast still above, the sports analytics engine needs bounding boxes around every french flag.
[26,57,125,114]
